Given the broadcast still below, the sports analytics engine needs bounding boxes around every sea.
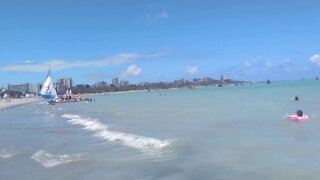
[1,80,320,180]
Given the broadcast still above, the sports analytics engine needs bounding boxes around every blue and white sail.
[39,70,58,100]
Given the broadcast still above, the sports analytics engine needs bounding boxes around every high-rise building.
[95,81,107,88]
[7,83,31,94]
[193,78,201,83]
[56,77,73,94]
[203,77,212,83]
[29,83,42,94]
[220,75,227,82]
[120,80,129,87]
[56,81,62,94]
[112,78,119,87]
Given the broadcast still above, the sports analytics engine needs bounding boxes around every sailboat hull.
[38,94,56,100]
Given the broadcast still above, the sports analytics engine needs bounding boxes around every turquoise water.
[1,80,320,179]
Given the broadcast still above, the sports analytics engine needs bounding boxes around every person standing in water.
[295,95,299,101]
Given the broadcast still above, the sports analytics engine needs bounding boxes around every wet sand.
[0,98,40,110]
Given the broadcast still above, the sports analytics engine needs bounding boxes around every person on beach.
[295,95,299,101]
[296,109,303,117]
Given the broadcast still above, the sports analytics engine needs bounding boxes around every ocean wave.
[31,150,84,168]
[37,101,47,105]
[34,110,54,116]
[62,114,172,150]
[0,148,19,159]
[34,111,55,117]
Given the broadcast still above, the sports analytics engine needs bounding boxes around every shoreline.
[77,89,149,97]
[75,83,255,97]
[0,98,41,110]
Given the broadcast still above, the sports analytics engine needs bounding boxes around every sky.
[1,0,320,86]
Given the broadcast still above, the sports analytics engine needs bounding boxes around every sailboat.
[39,69,58,103]
[60,89,79,103]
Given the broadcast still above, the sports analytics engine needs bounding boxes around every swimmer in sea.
[294,95,299,101]
[296,109,303,117]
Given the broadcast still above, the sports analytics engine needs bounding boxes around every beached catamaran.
[39,70,80,104]
[39,70,58,102]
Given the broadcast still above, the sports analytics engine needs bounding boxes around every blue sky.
[1,0,320,86]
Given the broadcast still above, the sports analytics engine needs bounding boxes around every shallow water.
[0,80,320,179]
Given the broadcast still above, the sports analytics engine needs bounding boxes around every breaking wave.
[0,148,19,159]
[61,114,172,150]
[31,149,84,168]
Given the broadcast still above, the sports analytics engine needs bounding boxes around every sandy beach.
[0,98,40,110]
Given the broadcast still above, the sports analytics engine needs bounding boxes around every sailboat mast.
[47,68,51,78]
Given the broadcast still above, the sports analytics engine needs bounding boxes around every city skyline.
[2,74,235,89]
[2,74,249,96]
[1,0,320,87]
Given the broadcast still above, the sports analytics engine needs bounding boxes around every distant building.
[220,75,227,82]
[56,81,63,94]
[175,79,185,85]
[0,87,5,93]
[29,83,42,94]
[7,83,31,94]
[120,80,129,87]
[193,78,202,83]
[76,84,91,89]
[95,81,107,88]
[203,77,212,83]
[56,77,73,94]
[112,78,119,87]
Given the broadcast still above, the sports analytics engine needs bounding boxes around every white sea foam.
[115,112,123,116]
[39,111,55,117]
[43,111,50,115]
[0,148,19,159]
[31,150,84,168]
[62,114,171,150]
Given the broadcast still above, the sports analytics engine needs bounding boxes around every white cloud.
[310,54,320,65]
[123,64,142,77]
[265,61,272,68]
[236,57,298,79]
[302,67,310,71]
[278,58,293,72]
[283,58,291,63]
[243,61,252,68]
[0,52,167,72]
[19,60,36,64]
[185,66,198,75]
[158,11,169,19]
[83,71,108,80]
[141,10,169,24]
[242,57,291,71]
[242,56,263,69]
